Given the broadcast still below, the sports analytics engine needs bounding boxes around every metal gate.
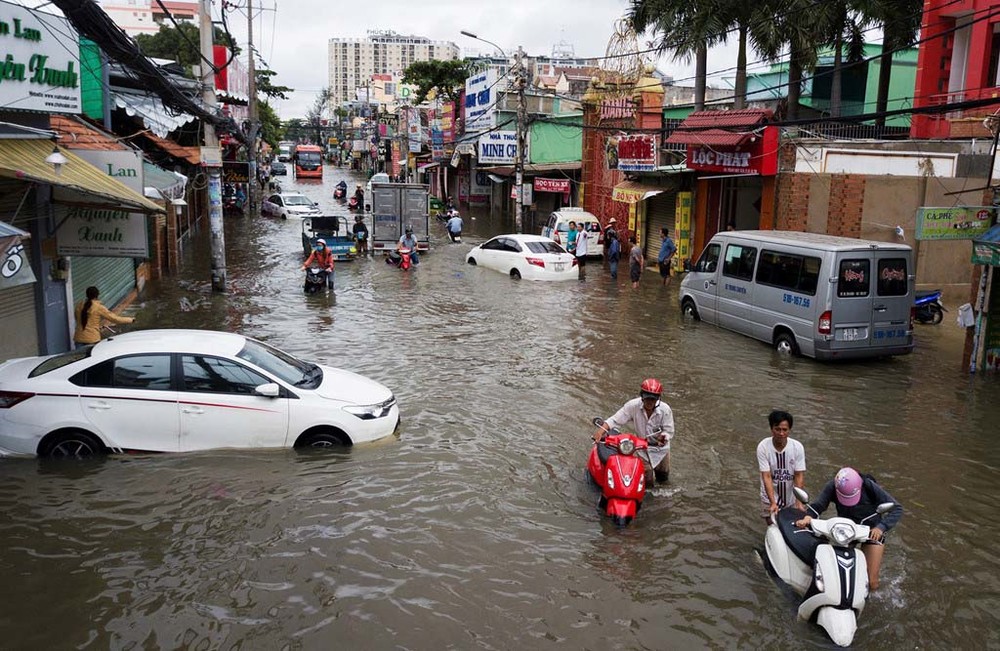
[71,256,135,308]
[0,283,39,359]
[643,191,678,261]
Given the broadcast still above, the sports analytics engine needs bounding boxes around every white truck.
[370,182,430,255]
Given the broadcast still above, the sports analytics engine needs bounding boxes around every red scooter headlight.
[618,438,635,455]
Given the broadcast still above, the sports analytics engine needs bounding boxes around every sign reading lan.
[0,1,82,113]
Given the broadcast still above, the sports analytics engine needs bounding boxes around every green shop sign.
[0,1,81,113]
[915,206,995,241]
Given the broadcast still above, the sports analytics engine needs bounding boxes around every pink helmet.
[834,467,863,506]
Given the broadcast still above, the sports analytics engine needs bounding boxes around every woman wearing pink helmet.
[794,467,903,590]
[592,378,675,485]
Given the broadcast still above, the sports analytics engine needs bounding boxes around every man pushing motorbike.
[592,378,675,484]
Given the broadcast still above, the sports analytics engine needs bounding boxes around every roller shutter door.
[644,191,678,261]
[0,283,39,359]
[71,256,135,308]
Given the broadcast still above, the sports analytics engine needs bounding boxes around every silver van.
[679,231,913,360]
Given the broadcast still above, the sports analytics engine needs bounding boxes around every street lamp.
[460,30,526,233]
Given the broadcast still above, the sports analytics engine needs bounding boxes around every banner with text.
[477,131,519,165]
[915,206,995,241]
[464,69,497,134]
[0,1,82,113]
[56,150,149,257]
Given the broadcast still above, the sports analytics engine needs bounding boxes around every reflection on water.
[2,167,999,648]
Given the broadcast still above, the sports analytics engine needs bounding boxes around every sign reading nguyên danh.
[0,0,81,113]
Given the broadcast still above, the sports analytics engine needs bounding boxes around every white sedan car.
[465,234,578,280]
[0,330,399,458]
[262,192,322,220]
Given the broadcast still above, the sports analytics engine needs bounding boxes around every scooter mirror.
[592,417,605,427]
[876,502,896,515]
[793,486,810,504]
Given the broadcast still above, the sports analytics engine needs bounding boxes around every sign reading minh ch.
[0,0,82,113]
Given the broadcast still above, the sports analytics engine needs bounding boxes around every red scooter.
[587,417,662,526]
[386,247,413,270]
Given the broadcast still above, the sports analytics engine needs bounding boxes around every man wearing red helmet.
[592,378,675,484]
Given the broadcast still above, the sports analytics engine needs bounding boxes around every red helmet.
[640,378,662,400]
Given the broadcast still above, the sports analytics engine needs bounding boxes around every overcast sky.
[221,0,745,119]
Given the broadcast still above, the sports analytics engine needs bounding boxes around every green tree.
[283,118,306,142]
[258,100,281,149]
[401,59,470,104]
[629,0,724,111]
[868,0,923,128]
[135,23,238,77]
[752,0,827,121]
[256,69,293,101]
[305,88,332,144]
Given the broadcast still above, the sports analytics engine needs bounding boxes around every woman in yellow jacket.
[73,286,134,347]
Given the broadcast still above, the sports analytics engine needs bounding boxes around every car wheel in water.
[296,431,349,449]
[774,331,800,356]
[39,430,105,459]
[467,257,477,265]
[681,299,700,321]
[510,269,521,280]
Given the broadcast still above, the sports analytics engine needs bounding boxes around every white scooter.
[763,486,895,647]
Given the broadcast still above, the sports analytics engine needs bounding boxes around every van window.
[584,222,601,233]
[838,259,870,297]
[723,244,757,281]
[755,250,821,295]
[546,215,556,229]
[695,243,721,272]
[877,258,908,296]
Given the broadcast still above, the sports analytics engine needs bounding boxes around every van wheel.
[510,269,521,280]
[774,331,800,356]
[681,299,700,321]
[467,257,477,265]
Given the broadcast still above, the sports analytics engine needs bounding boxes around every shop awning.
[665,109,773,147]
[0,139,163,214]
[972,225,1000,265]
[143,132,201,166]
[143,161,187,200]
[113,90,196,139]
[612,181,665,204]
[0,221,28,238]
[487,174,505,184]
[417,162,440,171]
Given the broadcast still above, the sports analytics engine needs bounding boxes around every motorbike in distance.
[762,486,896,647]
[914,289,946,324]
[334,181,347,200]
[348,195,361,210]
[386,247,413,271]
[586,417,663,527]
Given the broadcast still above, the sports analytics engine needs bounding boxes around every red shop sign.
[685,126,779,176]
[534,177,570,194]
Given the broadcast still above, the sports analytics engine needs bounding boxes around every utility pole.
[246,0,259,217]
[199,0,226,292]
[514,45,526,234]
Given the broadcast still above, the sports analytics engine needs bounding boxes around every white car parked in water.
[465,234,578,281]
[262,192,322,220]
[0,330,399,458]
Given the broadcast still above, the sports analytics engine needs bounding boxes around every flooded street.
[2,167,999,649]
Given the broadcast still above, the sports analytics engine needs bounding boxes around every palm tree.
[867,0,924,128]
[629,0,724,111]
[820,0,869,117]
[753,0,828,121]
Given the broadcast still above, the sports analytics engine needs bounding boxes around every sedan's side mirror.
[255,383,280,398]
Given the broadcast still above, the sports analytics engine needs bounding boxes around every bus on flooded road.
[293,144,323,179]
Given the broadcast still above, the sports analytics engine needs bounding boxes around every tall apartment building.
[328,31,459,107]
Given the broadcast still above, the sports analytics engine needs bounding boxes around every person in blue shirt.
[397,226,420,265]
[607,230,621,280]
[446,211,463,242]
[657,226,677,287]
[565,221,578,254]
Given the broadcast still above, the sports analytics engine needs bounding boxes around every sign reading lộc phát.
[56,150,149,257]
[915,206,995,241]
[0,0,82,114]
